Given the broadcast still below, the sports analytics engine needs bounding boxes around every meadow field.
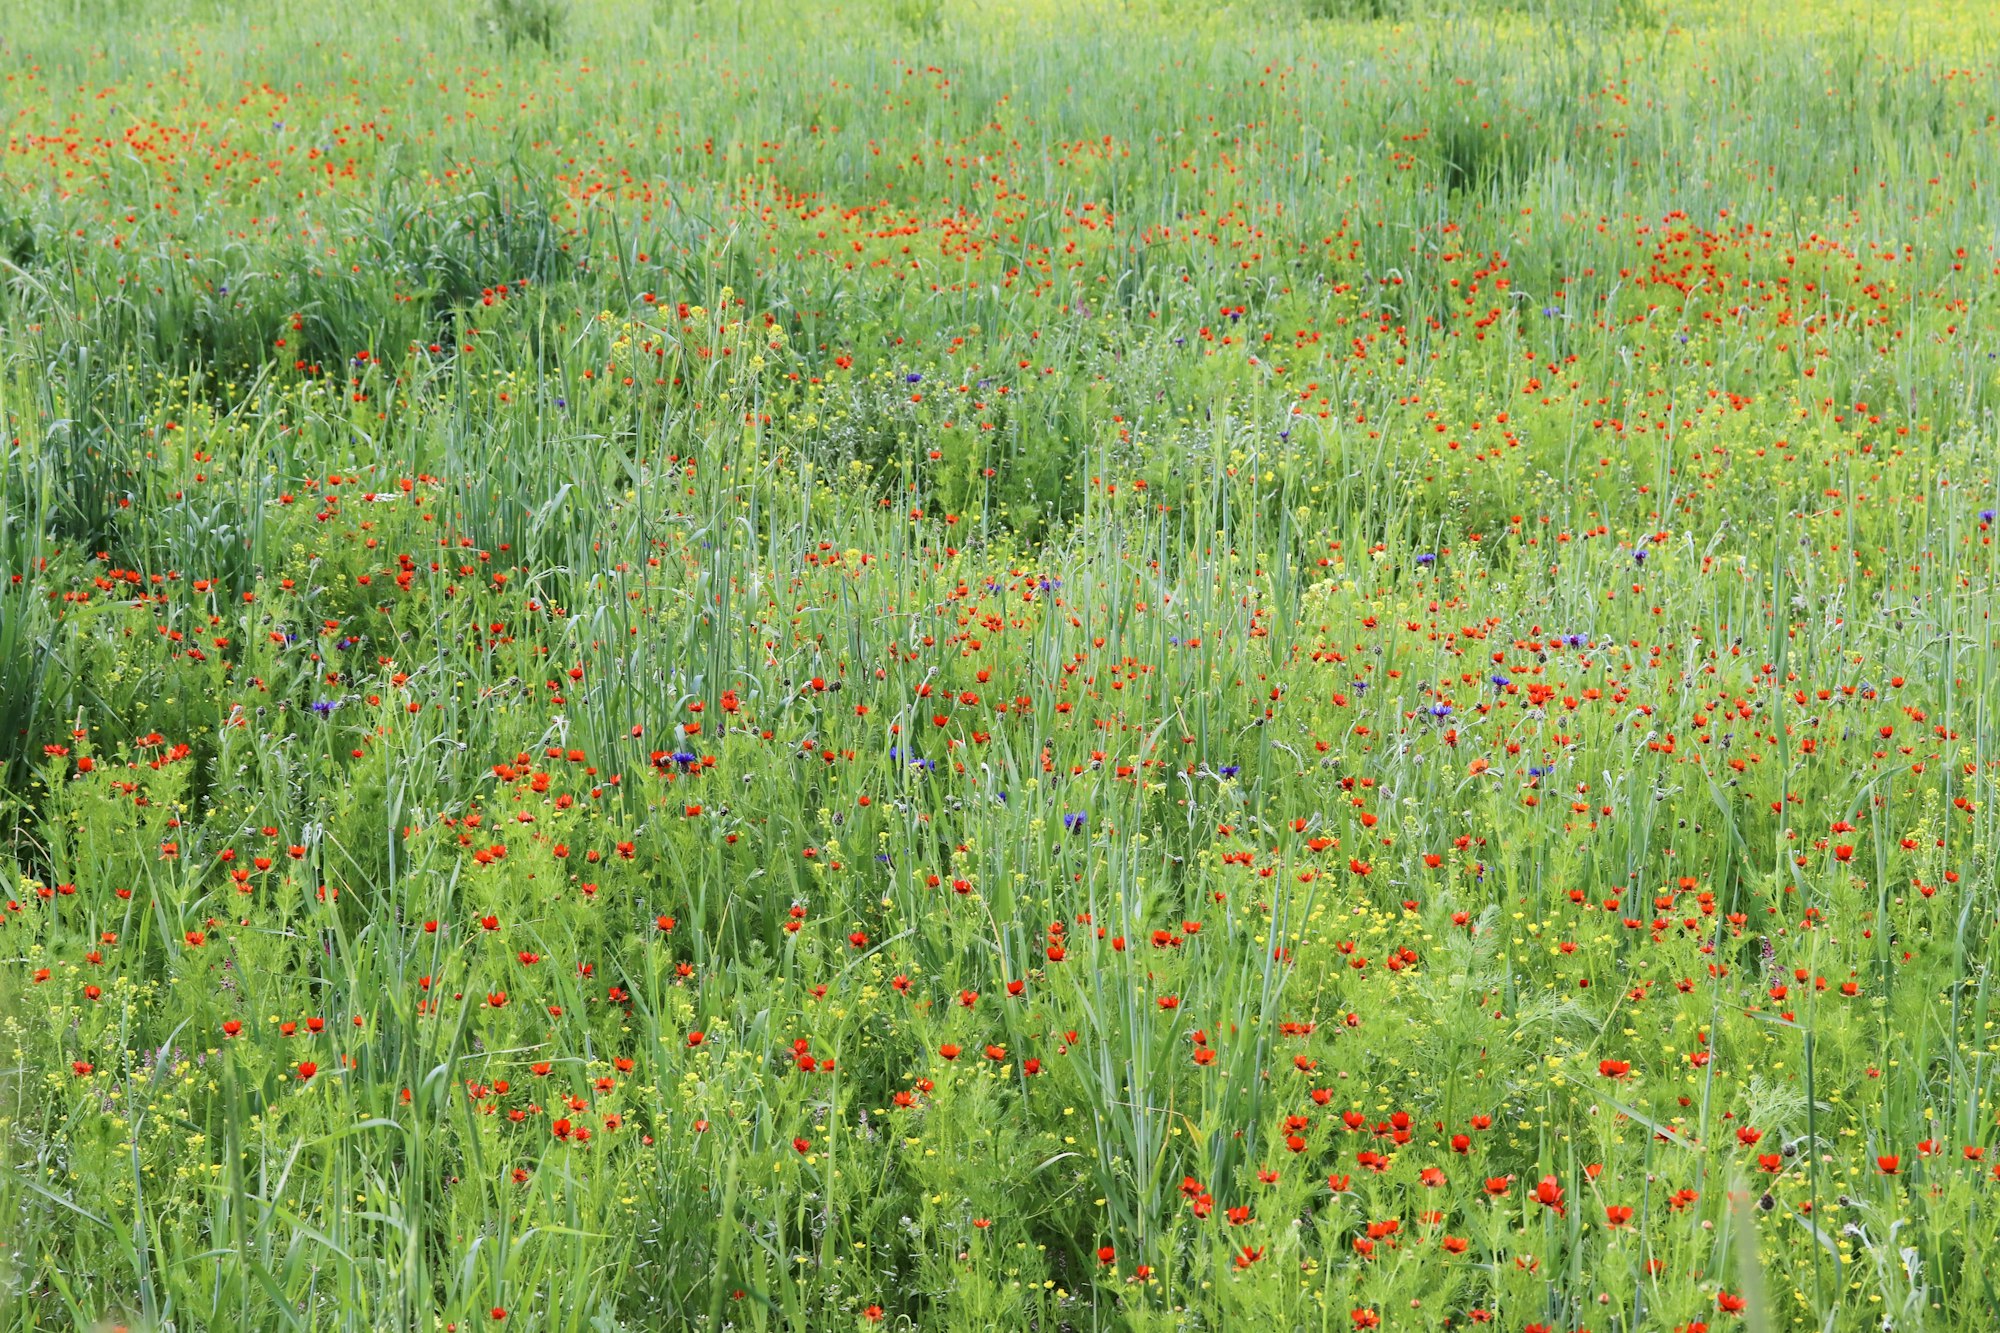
[2,0,1999,1327]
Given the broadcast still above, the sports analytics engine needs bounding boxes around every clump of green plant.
[480,0,565,51]
[0,205,37,269]
[890,0,946,35]
[1297,0,1409,20]
[0,445,56,791]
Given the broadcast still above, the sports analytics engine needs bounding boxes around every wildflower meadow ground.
[2,0,1999,1328]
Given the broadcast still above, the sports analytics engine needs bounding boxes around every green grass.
[1,0,1999,1328]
